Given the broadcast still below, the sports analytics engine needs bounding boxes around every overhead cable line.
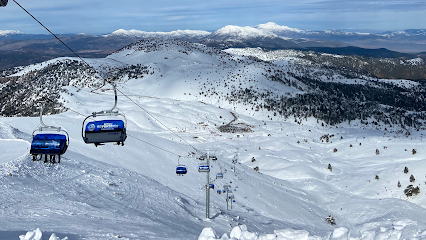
[13,0,198,154]
[114,87,198,152]
[43,97,189,158]
[12,0,92,69]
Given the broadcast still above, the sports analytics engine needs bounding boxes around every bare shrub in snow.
[376,149,380,155]
[328,164,332,172]
[320,134,334,143]
[410,174,415,182]
[325,215,335,225]
[404,185,420,197]
[333,148,338,153]
[412,149,417,155]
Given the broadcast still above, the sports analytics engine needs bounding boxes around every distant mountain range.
[1,22,426,69]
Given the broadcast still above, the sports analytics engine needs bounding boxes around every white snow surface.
[18,228,68,240]
[2,41,426,239]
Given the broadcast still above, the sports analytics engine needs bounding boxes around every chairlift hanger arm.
[105,76,118,112]
[91,77,119,116]
[39,103,48,128]
[35,102,64,134]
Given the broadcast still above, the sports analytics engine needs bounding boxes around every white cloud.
[167,16,187,21]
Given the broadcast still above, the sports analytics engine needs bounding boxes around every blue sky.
[1,0,426,34]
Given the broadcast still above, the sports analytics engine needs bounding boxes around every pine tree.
[404,166,409,174]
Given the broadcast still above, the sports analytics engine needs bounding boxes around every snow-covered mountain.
[257,22,304,34]
[209,25,280,40]
[5,22,426,70]
[203,24,348,49]
[105,29,211,41]
[2,38,426,240]
[0,30,58,40]
[0,29,21,36]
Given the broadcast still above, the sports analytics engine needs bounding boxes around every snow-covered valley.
[1,39,426,240]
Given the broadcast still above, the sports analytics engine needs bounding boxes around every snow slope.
[1,40,426,240]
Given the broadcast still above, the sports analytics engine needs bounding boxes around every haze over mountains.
[2,22,426,70]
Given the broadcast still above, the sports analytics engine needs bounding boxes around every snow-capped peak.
[257,22,303,33]
[0,30,21,36]
[212,25,277,39]
[104,29,211,39]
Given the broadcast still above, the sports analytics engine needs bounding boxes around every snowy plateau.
[1,39,426,240]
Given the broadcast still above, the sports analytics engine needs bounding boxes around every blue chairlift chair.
[82,81,127,146]
[30,104,69,164]
[176,165,187,175]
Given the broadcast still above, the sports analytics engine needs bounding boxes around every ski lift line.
[12,0,199,153]
[128,134,182,158]
[115,87,199,153]
[42,97,191,159]
[42,97,90,119]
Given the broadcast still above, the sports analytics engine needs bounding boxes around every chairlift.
[216,173,223,179]
[176,157,187,175]
[209,184,214,189]
[30,103,69,164]
[82,80,127,146]
[211,155,217,161]
[217,190,221,194]
[198,164,210,172]
[198,155,206,161]
[176,165,187,175]
[0,0,8,7]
